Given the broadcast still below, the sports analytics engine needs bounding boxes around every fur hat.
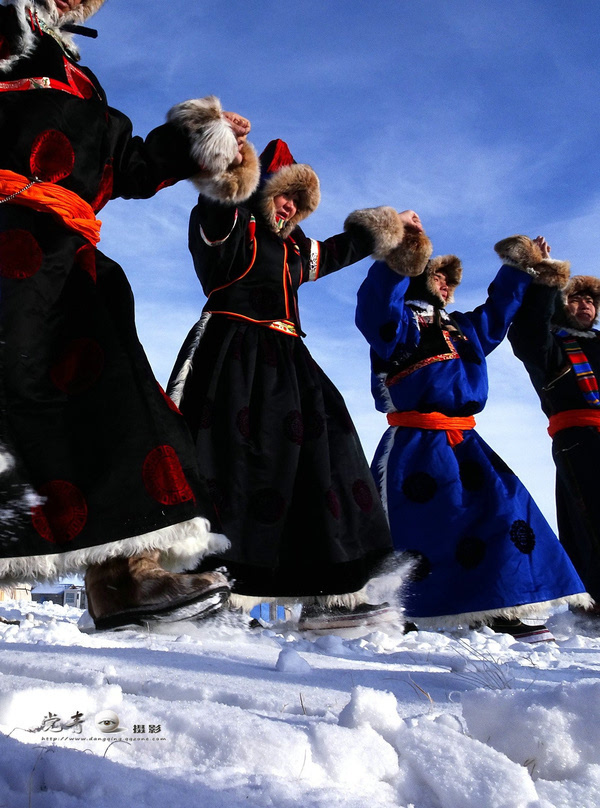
[493,235,570,288]
[0,2,106,70]
[31,0,105,25]
[561,275,600,327]
[406,255,463,308]
[257,140,321,238]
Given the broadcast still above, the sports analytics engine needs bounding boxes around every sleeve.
[295,225,375,284]
[508,281,564,379]
[355,260,421,360]
[107,107,200,200]
[458,263,533,356]
[187,195,250,296]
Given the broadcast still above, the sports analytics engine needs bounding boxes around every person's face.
[273,193,298,222]
[54,0,83,18]
[567,293,596,329]
[431,271,449,302]
[398,210,424,232]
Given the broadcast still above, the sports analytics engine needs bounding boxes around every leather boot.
[85,551,230,630]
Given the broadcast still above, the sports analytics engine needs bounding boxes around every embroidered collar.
[407,299,451,325]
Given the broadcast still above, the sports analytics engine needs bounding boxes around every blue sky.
[84,0,600,527]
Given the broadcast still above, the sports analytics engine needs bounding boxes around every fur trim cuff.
[167,96,239,175]
[0,517,229,586]
[192,141,260,204]
[344,206,405,259]
[384,229,434,277]
[532,257,571,287]
[494,235,543,270]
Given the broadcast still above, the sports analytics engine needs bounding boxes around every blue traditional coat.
[356,261,586,623]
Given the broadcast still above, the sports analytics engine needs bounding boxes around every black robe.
[509,283,600,601]
[0,7,218,576]
[168,196,393,598]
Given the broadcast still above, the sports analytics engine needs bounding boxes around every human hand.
[398,210,423,232]
[533,235,551,259]
[223,111,250,166]
[223,111,251,137]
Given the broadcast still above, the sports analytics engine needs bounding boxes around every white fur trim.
[374,426,396,517]
[551,324,598,339]
[0,516,229,587]
[167,312,211,408]
[199,210,238,246]
[167,96,238,175]
[307,239,320,281]
[410,592,594,628]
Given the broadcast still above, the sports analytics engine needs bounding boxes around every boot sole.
[298,605,399,632]
[92,586,230,632]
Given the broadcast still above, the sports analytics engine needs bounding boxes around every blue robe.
[356,261,586,622]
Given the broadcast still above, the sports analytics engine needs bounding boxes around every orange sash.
[387,410,476,448]
[0,170,101,245]
[548,409,600,438]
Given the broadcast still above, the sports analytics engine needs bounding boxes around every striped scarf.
[555,328,600,407]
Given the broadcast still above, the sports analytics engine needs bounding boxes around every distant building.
[0,584,31,602]
[31,583,87,610]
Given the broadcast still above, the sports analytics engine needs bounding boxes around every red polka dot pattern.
[352,479,374,513]
[30,130,75,183]
[50,337,105,395]
[325,488,341,519]
[74,243,97,283]
[0,229,43,279]
[91,160,114,213]
[31,480,88,544]
[142,445,195,506]
[155,177,177,193]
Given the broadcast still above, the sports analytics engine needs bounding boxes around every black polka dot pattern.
[510,520,536,554]
[402,472,437,503]
[404,550,432,581]
[459,460,485,492]
[455,536,487,569]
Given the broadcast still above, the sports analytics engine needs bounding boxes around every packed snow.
[0,599,599,808]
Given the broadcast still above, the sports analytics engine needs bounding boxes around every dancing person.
[356,220,590,642]
[0,0,259,629]
[508,235,600,616]
[168,139,422,630]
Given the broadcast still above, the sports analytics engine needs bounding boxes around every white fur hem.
[228,590,369,613]
[409,593,594,628]
[168,312,212,407]
[0,516,229,587]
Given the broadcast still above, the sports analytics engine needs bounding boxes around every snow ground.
[0,600,599,808]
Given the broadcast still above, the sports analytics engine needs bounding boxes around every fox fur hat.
[407,254,463,308]
[257,140,321,239]
[561,275,600,327]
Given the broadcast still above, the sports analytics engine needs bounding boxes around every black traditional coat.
[168,196,393,598]
[0,5,223,580]
[509,284,600,601]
